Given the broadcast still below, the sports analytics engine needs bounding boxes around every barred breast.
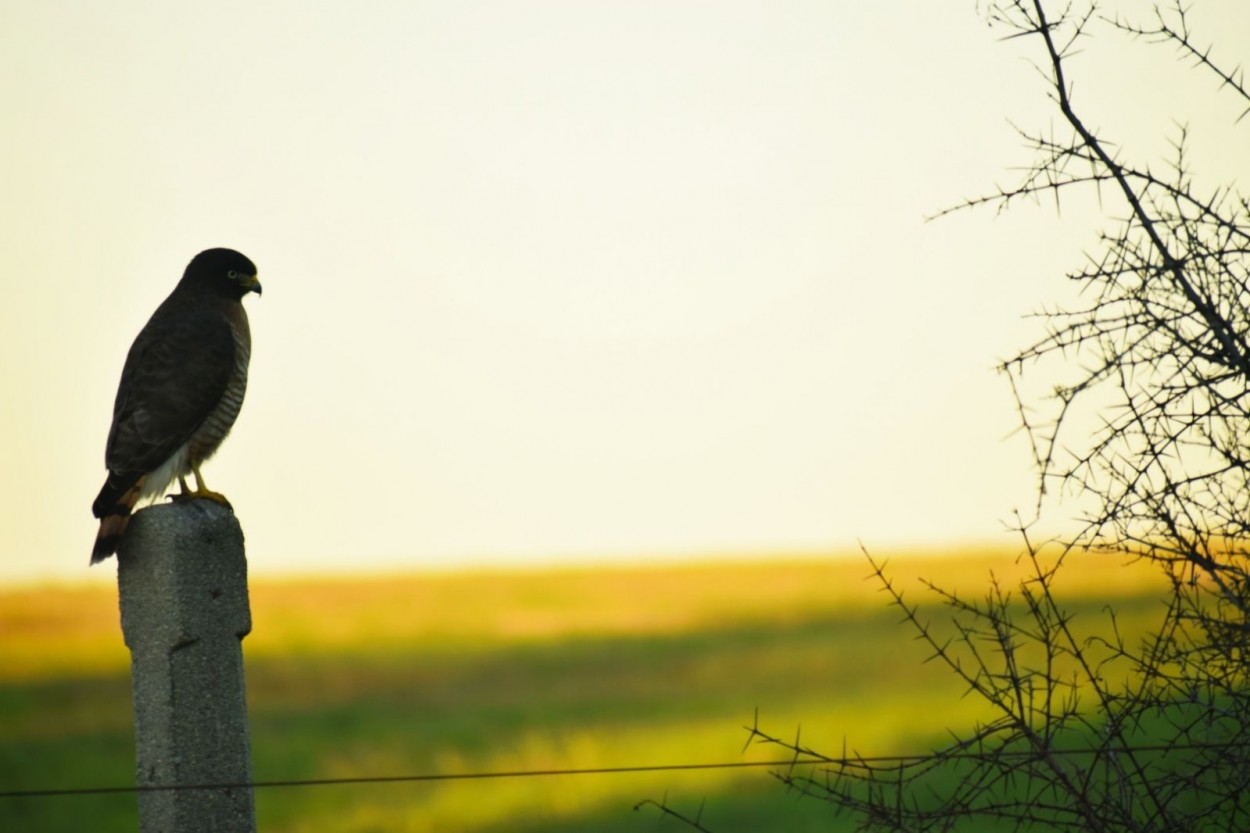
[188,306,251,465]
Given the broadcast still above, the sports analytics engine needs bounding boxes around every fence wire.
[4,741,1247,800]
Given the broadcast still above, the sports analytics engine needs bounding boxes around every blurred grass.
[0,549,1168,832]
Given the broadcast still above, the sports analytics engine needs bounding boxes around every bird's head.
[183,248,262,300]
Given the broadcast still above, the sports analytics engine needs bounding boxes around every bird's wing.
[105,300,235,476]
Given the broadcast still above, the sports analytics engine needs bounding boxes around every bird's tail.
[91,475,145,564]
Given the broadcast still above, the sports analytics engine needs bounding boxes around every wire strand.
[4,741,1246,800]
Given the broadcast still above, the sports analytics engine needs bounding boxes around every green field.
[0,551,1168,832]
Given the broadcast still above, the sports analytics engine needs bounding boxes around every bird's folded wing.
[105,303,235,476]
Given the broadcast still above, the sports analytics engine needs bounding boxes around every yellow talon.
[168,464,233,509]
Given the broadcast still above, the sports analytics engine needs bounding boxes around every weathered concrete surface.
[117,500,256,833]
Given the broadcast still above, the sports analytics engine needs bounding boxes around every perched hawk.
[91,248,262,564]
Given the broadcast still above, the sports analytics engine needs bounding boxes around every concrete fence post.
[117,500,257,833]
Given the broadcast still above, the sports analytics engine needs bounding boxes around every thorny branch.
[644,2,1250,830]
[981,1,1250,614]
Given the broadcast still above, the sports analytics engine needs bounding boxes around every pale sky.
[2,2,1245,584]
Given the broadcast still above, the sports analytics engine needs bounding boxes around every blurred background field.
[0,549,1167,832]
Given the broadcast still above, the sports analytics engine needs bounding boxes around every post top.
[117,500,251,649]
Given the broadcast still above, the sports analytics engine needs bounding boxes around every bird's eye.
[227,270,239,279]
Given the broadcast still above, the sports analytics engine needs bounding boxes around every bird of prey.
[91,248,262,564]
